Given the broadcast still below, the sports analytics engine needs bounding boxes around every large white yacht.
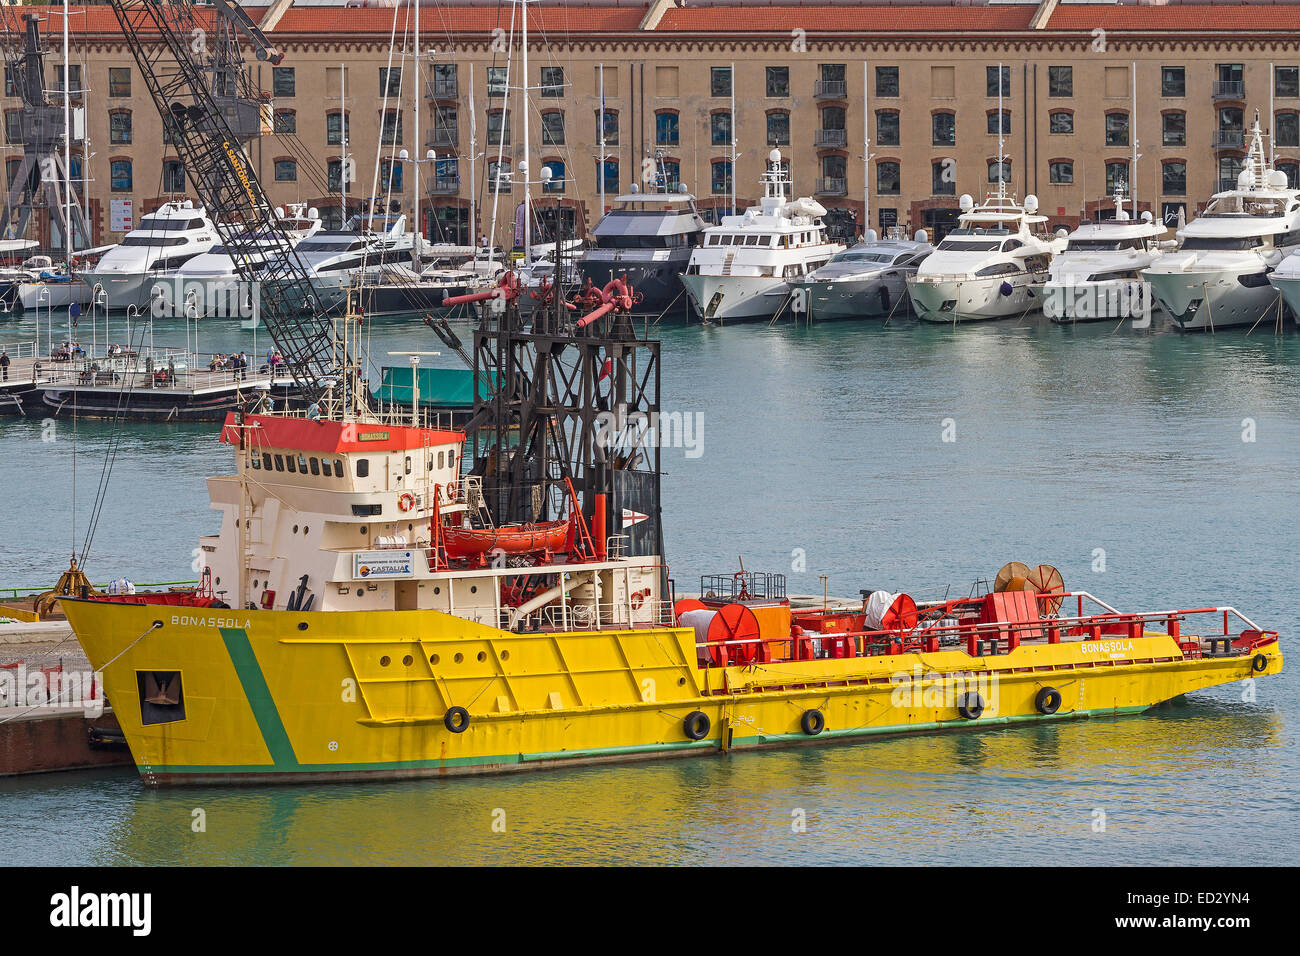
[786,229,934,322]
[907,189,1064,323]
[294,212,415,311]
[78,200,218,311]
[1044,186,1172,324]
[158,203,323,318]
[1143,118,1300,331]
[680,149,844,323]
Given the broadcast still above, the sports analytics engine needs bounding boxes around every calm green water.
[1,311,1297,865]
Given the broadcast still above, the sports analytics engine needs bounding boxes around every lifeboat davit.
[444,521,569,560]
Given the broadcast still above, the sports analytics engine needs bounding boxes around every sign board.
[352,550,415,579]
[110,199,133,232]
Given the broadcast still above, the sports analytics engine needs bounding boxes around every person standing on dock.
[0,349,9,382]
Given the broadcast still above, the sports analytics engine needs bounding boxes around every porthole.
[380,656,391,667]
[453,653,464,664]
[303,526,309,535]
[235,519,240,528]
[402,654,413,666]
[678,677,687,686]
[476,651,487,662]
[430,653,440,664]
[408,523,414,532]
[500,650,510,661]
[433,586,441,595]
[293,524,299,534]
[253,579,259,589]
[355,588,363,597]
[469,585,478,594]
[360,526,368,535]
[215,576,221,585]
[298,622,309,631]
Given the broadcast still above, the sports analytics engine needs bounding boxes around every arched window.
[162,159,185,193]
[597,159,619,194]
[1049,110,1073,135]
[541,111,565,146]
[274,158,297,182]
[989,159,1011,184]
[767,111,790,147]
[711,159,732,195]
[933,160,956,195]
[110,159,133,192]
[109,109,132,145]
[1162,161,1187,196]
[542,159,565,193]
[655,110,678,147]
[1048,161,1073,185]
[932,111,955,147]
[326,111,349,146]
[877,160,901,195]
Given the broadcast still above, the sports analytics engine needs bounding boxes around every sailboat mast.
[1131,60,1138,219]
[469,62,477,255]
[413,0,421,245]
[862,61,869,237]
[997,60,1005,200]
[521,0,531,264]
[598,63,605,215]
[63,0,71,265]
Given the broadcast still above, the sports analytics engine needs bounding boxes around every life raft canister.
[398,492,416,512]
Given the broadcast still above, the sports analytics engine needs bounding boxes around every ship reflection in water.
[0,695,1284,866]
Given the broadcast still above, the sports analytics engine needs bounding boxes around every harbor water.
[1,310,1297,865]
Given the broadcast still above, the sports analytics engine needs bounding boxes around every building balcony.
[1212,129,1244,149]
[814,128,847,148]
[814,79,847,99]
[427,177,460,195]
[426,128,459,149]
[425,78,458,99]
[816,177,847,196]
[1212,80,1244,99]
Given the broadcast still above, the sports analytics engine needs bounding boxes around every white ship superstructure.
[680,149,844,323]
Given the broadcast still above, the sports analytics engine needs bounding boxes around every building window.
[1162,161,1186,196]
[3,110,21,145]
[818,63,846,97]
[1048,66,1072,97]
[326,111,349,146]
[986,65,1010,98]
[1105,161,1129,193]
[380,110,403,146]
[380,158,403,192]
[109,110,132,145]
[487,67,507,98]
[432,107,458,147]
[1105,113,1129,147]
[876,66,899,98]
[110,159,132,192]
[1049,111,1073,134]
[379,67,402,98]
[540,66,564,98]
[1279,161,1299,189]
[274,159,297,182]
[431,63,458,98]
[432,157,459,194]
[711,159,732,195]
[1162,112,1185,147]
[53,65,83,96]
[659,160,679,191]
[989,159,1010,184]
[932,160,955,195]
[272,66,295,97]
[1215,63,1244,98]
[1277,112,1299,148]
[710,66,731,97]
[108,67,131,98]
[598,159,619,194]
[1277,67,1300,99]
[1161,66,1185,98]
[488,160,510,191]
[711,112,732,147]
[932,112,955,147]
[3,66,15,99]
[766,66,790,98]
[599,109,619,145]
[877,161,900,195]
[1048,161,1073,184]
[655,111,678,147]
[876,111,899,146]
[328,160,342,192]
[541,111,565,146]
[162,159,185,192]
[273,109,296,134]
[1161,202,1186,226]
[1219,155,1243,191]
[542,160,564,193]
[487,110,509,146]
[767,112,790,147]
[988,110,1010,135]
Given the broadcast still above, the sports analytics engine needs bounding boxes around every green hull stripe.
[218,627,299,768]
[138,704,1149,776]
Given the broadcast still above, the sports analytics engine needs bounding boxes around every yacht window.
[438,451,445,469]
[1003,239,1023,251]
[186,219,204,229]
[975,263,1021,277]
[404,455,412,475]
[263,453,273,470]
[273,454,284,471]
[309,457,320,476]
[333,459,345,478]
[708,234,720,246]
[936,239,1002,252]
[357,458,370,478]
[1180,236,1263,251]
[746,235,759,246]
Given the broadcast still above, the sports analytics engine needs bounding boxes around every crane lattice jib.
[106,0,344,406]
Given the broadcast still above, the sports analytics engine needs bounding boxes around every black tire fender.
[683,710,710,741]
[1251,653,1269,674]
[443,706,470,733]
[957,692,985,720]
[1035,686,1062,716]
[800,708,825,736]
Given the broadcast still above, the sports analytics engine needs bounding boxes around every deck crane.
[103,0,353,409]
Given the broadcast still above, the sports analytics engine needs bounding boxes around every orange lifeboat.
[444,521,570,560]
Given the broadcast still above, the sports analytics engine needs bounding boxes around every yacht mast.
[413,0,421,249]
[598,63,605,215]
[729,60,736,215]
[469,62,477,255]
[63,0,71,266]
[1131,61,1138,220]
[997,60,1005,202]
[862,61,870,238]
[521,0,531,264]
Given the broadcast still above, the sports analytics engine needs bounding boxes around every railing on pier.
[0,340,38,360]
[36,349,295,392]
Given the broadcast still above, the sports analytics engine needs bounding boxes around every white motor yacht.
[680,149,844,323]
[787,229,933,321]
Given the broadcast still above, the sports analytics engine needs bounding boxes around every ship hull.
[60,598,1282,786]
[680,274,793,323]
[1143,265,1285,331]
[577,256,692,316]
[908,271,1047,323]
[790,274,911,322]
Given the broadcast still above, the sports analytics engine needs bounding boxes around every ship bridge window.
[297,455,308,472]
[404,456,412,475]
[286,456,296,473]
[1002,239,1023,251]
[708,234,721,246]
[438,451,445,469]
[250,455,261,470]
[333,459,344,478]
[273,454,284,471]
[263,453,272,470]
[356,458,370,478]
[309,457,320,476]
[449,449,456,470]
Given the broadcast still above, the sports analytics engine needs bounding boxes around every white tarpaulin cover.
[863,590,899,630]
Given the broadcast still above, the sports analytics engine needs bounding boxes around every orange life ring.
[446,481,460,500]
[631,590,646,610]
[397,492,416,512]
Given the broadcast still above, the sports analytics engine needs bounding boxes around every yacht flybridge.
[907,189,1063,323]
[1143,117,1300,331]
[1044,186,1172,324]
[78,200,219,311]
[680,149,844,324]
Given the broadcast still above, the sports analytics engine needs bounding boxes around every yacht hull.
[908,271,1046,323]
[1143,266,1285,331]
[17,277,93,311]
[578,254,692,316]
[680,274,793,323]
[1044,278,1157,325]
[791,274,910,322]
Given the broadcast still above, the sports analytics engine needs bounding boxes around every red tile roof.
[655,4,1036,33]
[1047,3,1300,31]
